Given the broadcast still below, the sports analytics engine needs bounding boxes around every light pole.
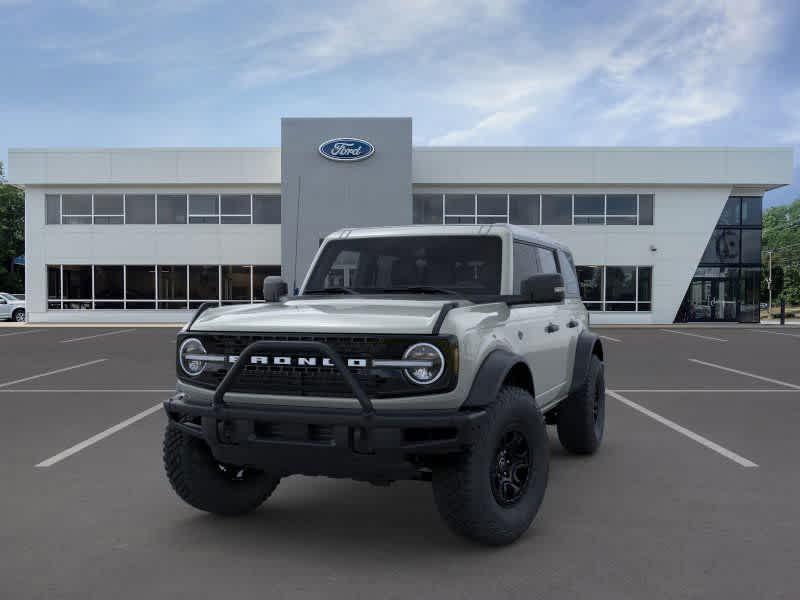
[767,250,772,319]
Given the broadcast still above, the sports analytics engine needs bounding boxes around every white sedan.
[0,293,26,322]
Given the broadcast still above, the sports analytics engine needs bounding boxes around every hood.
[189,297,463,334]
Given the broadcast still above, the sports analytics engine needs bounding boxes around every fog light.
[403,343,445,385]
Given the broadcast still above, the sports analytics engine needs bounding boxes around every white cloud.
[429,107,536,145]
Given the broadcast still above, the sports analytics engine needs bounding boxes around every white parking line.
[599,335,622,343]
[35,403,162,468]
[688,358,800,390]
[0,329,44,338]
[60,329,136,343]
[607,390,758,468]
[0,389,173,393]
[0,359,107,389]
[748,329,800,339]
[660,329,727,342]
[613,388,800,393]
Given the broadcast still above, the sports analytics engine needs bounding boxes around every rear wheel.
[163,424,280,516]
[556,354,605,454]
[12,309,25,322]
[432,385,549,546]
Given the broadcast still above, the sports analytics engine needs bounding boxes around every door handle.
[545,322,559,333]
[567,320,579,328]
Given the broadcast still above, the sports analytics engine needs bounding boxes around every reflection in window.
[125,194,156,224]
[512,242,540,294]
[573,195,604,224]
[412,194,443,224]
[253,265,282,300]
[702,229,741,263]
[158,266,187,308]
[741,196,762,226]
[541,195,572,224]
[509,195,540,225]
[638,194,654,225]
[157,194,187,224]
[93,266,123,300]
[606,266,636,302]
[222,265,251,302]
[93,194,124,224]
[576,266,602,308]
[62,194,92,224]
[221,194,251,224]
[253,194,281,224]
[46,194,61,225]
[189,195,219,224]
[190,265,219,304]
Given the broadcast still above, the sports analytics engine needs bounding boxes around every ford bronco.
[163,224,605,545]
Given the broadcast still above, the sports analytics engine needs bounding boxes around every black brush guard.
[164,339,485,479]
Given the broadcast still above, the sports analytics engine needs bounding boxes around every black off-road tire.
[163,424,280,516]
[432,386,549,546]
[556,354,605,455]
[12,309,25,322]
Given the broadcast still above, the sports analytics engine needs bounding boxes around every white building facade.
[9,118,793,325]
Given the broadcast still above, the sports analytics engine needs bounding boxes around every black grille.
[181,333,455,398]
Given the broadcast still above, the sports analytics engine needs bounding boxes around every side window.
[536,247,559,274]
[558,250,580,298]
[513,241,540,294]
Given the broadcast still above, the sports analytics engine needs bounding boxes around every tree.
[0,161,25,293]
[762,198,800,306]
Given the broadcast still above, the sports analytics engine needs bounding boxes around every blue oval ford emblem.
[318,138,375,162]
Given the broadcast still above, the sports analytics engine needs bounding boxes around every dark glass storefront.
[675,197,762,322]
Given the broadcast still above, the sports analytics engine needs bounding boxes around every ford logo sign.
[318,138,375,162]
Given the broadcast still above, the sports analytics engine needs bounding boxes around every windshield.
[304,235,502,296]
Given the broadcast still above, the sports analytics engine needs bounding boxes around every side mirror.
[262,276,288,302]
[520,273,565,304]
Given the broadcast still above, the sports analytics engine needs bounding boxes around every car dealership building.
[8,117,794,324]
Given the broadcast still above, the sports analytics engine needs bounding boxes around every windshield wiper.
[303,287,359,295]
[378,286,460,296]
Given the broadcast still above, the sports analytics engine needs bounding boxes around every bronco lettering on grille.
[227,355,368,368]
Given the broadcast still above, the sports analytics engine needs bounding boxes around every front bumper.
[165,338,484,481]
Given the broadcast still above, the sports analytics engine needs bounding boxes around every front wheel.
[432,386,549,546]
[163,424,280,516]
[12,309,25,322]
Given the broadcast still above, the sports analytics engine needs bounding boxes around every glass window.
[576,266,602,302]
[637,266,652,304]
[221,194,251,224]
[477,194,507,216]
[445,216,475,224]
[573,195,604,224]
[62,194,92,224]
[741,197,762,226]
[541,195,571,224]
[93,266,123,299]
[253,194,281,224]
[93,194,124,224]
[606,194,637,225]
[157,194,187,224]
[702,229,740,263]
[125,266,155,299]
[509,194,540,225]
[513,242,540,294]
[558,250,580,298]
[717,197,741,226]
[46,194,61,224]
[125,194,155,224]
[445,194,474,216]
[222,265,251,302]
[413,194,443,224]
[740,229,761,264]
[638,194,654,225]
[158,266,187,305]
[253,265,282,300]
[605,303,636,311]
[47,266,61,299]
[190,265,219,300]
[305,236,502,296]
[189,194,219,224]
[536,247,559,274]
[606,266,635,302]
[63,265,91,299]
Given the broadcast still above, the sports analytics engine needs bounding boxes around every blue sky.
[1,0,798,207]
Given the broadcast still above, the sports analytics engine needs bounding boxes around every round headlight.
[403,342,445,385]
[179,337,207,377]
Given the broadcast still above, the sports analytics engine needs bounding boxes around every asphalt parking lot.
[1,324,798,599]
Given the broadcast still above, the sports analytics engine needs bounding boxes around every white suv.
[163,225,605,545]
[0,293,26,322]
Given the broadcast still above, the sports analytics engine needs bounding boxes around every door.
[0,297,9,319]
[686,278,737,321]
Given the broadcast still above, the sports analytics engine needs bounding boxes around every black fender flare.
[461,349,533,409]
[568,330,604,396]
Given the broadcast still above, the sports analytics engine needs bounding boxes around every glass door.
[683,277,738,321]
